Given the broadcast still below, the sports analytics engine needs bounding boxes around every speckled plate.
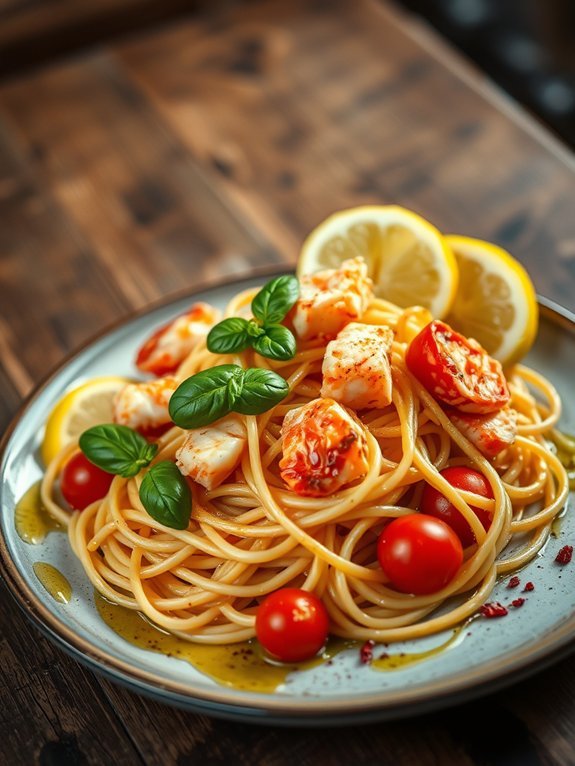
[1,272,574,726]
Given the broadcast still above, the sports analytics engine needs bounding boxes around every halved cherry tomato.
[420,467,493,547]
[60,452,114,510]
[255,588,330,662]
[377,514,463,594]
[406,320,509,414]
[136,303,220,377]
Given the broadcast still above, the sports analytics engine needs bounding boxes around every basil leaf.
[139,461,191,530]
[245,320,266,339]
[79,424,157,478]
[168,365,243,429]
[234,368,289,415]
[207,317,253,355]
[252,324,296,361]
[251,275,299,325]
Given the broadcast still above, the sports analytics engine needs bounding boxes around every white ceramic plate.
[1,272,574,726]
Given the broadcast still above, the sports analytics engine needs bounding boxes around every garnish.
[79,424,158,477]
[511,598,526,608]
[139,461,192,530]
[507,576,520,589]
[523,581,535,592]
[360,639,375,665]
[480,602,508,618]
[169,365,289,429]
[555,545,573,565]
[207,275,299,361]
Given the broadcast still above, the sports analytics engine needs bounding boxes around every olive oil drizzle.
[372,625,467,671]
[95,593,354,693]
[33,562,72,604]
[15,480,63,544]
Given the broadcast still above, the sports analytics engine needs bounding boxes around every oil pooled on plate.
[15,480,63,544]
[33,562,72,604]
[95,593,355,693]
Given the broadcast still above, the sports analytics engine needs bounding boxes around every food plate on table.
[1,207,574,726]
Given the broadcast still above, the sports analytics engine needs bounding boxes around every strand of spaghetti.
[246,416,385,582]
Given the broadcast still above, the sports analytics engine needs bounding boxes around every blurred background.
[1,0,575,147]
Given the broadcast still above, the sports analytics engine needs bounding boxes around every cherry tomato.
[420,467,493,547]
[255,588,330,662]
[377,514,463,595]
[60,452,114,510]
[406,320,509,414]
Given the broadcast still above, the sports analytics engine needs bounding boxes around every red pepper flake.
[480,602,508,618]
[507,576,520,589]
[360,639,375,664]
[511,598,525,608]
[523,581,535,592]
[555,545,573,565]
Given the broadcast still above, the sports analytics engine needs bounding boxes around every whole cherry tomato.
[60,452,114,510]
[255,588,330,662]
[406,320,509,414]
[377,514,463,595]
[420,466,493,547]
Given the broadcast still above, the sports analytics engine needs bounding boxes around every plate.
[1,272,574,726]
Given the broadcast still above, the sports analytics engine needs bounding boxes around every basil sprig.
[139,461,192,530]
[169,364,289,429]
[79,424,158,477]
[251,275,300,325]
[207,275,299,361]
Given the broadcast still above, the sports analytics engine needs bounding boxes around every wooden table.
[1,0,574,763]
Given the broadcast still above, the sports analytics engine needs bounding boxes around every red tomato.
[406,320,509,414]
[420,467,493,547]
[60,453,114,510]
[377,514,463,595]
[255,588,330,662]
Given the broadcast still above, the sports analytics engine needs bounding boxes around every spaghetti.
[41,287,569,645]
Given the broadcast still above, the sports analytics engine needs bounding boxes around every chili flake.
[523,581,535,592]
[480,602,508,618]
[555,545,573,565]
[511,598,525,608]
[360,639,375,664]
[507,576,520,589]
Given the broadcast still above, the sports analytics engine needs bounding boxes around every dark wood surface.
[1,0,574,763]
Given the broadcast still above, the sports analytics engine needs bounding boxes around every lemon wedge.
[445,235,538,366]
[297,205,458,318]
[41,376,132,466]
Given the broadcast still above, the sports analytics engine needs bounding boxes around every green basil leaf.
[234,368,289,415]
[139,461,191,530]
[252,324,297,361]
[207,317,253,355]
[168,365,243,429]
[79,424,157,478]
[251,275,299,325]
[245,320,266,339]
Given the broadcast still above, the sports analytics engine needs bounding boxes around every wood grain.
[0,0,574,764]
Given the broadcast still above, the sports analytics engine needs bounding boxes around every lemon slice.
[297,205,458,318]
[41,376,132,466]
[445,235,538,366]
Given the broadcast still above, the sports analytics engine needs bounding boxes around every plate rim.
[1,270,574,724]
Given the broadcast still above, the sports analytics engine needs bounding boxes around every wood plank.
[0,52,284,315]
[0,580,143,765]
[118,0,575,311]
[0,0,194,78]
[97,677,476,766]
[0,117,130,384]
